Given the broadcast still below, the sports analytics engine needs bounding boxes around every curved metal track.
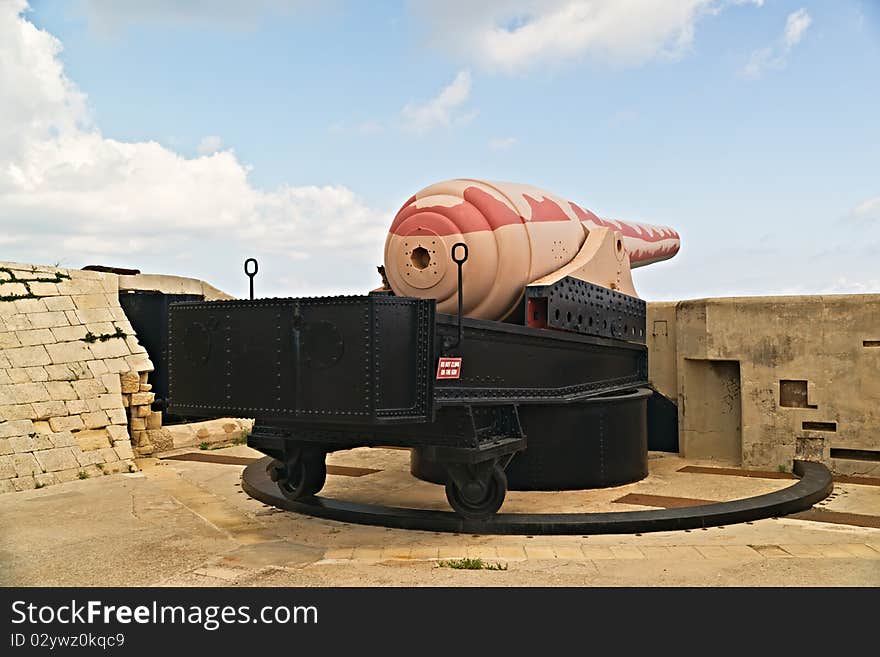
[242,457,832,536]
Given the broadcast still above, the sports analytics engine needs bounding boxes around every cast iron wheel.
[269,451,327,501]
[445,465,507,519]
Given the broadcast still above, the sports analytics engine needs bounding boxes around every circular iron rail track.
[241,457,832,536]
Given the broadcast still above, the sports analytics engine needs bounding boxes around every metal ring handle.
[444,242,469,352]
[244,258,258,300]
[451,242,468,265]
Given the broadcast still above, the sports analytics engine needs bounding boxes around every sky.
[1,0,878,301]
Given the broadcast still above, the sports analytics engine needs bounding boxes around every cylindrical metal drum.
[411,388,651,491]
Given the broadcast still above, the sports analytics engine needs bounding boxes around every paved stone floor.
[1,446,877,586]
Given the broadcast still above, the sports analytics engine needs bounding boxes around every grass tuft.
[82,326,127,343]
[438,557,507,571]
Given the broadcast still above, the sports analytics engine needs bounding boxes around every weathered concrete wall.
[646,302,677,400]
[118,273,232,300]
[0,262,152,491]
[679,358,742,464]
[647,295,880,476]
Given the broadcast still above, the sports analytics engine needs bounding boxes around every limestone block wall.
[120,371,172,456]
[114,269,233,454]
[164,418,254,451]
[647,295,880,476]
[0,261,152,492]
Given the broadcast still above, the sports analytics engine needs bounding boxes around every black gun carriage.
[166,248,651,519]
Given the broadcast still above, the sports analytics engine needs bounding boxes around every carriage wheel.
[445,464,507,519]
[269,450,327,500]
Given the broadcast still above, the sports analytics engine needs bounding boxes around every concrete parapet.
[117,273,232,300]
[647,294,880,475]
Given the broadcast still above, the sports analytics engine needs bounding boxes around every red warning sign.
[436,357,462,380]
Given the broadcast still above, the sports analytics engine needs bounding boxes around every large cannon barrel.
[384,179,680,321]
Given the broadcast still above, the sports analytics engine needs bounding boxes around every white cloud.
[742,8,811,79]
[784,8,811,48]
[332,73,476,137]
[410,0,764,74]
[400,70,477,132]
[0,1,386,283]
[849,196,880,223]
[332,73,475,138]
[488,136,518,151]
[741,47,776,78]
[826,276,880,294]
[196,135,223,155]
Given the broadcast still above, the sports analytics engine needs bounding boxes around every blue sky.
[2,0,878,300]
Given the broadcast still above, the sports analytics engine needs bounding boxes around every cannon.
[166,179,680,518]
[384,179,679,320]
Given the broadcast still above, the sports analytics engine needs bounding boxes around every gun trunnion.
[167,179,678,519]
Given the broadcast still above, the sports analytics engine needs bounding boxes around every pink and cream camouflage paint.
[384,179,680,321]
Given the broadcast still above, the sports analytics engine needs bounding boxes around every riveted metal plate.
[433,313,648,406]
[525,277,646,343]
[167,296,434,424]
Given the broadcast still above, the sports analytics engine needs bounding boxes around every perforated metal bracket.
[525,277,646,344]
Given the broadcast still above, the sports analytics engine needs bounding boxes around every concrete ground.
[0,445,877,587]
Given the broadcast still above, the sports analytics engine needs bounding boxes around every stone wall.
[647,294,880,476]
[164,417,254,451]
[114,269,234,454]
[121,371,172,456]
[0,261,152,491]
